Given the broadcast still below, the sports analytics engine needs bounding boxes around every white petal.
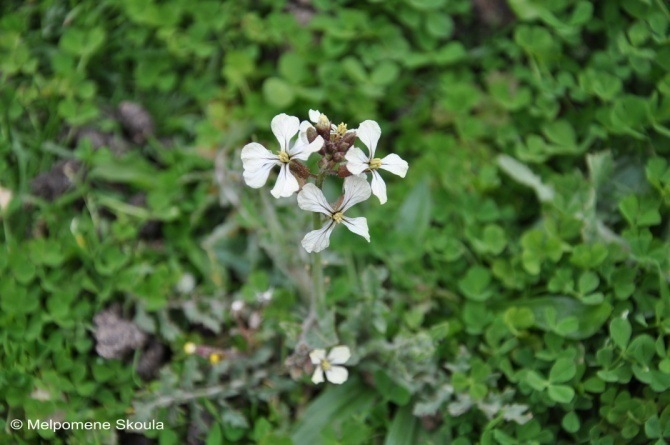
[241,142,280,171]
[339,175,372,213]
[370,170,388,204]
[299,120,313,145]
[243,162,276,188]
[301,221,336,253]
[297,183,333,216]
[309,349,326,364]
[325,366,348,384]
[380,153,409,178]
[309,109,321,123]
[327,346,351,365]
[271,114,300,152]
[344,146,370,175]
[270,164,299,198]
[356,120,381,159]
[342,216,370,242]
[312,367,325,384]
[289,135,324,161]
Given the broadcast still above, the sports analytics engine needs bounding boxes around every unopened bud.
[342,131,357,146]
[318,157,329,170]
[338,164,353,178]
[306,127,318,143]
[333,152,345,163]
[290,161,312,180]
[316,114,332,139]
[338,140,351,152]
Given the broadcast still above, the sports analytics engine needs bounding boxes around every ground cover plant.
[1,0,670,443]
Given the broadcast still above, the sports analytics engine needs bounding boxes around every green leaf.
[370,61,400,86]
[292,377,377,445]
[549,358,577,383]
[619,195,661,227]
[384,405,418,445]
[405,0,446,11]
[374,370,411,406]
[644,415,662,439]
[263,77,295,108]
[394,179,432,240]
[425,14,453,38]
[497,155,555,203]
[627,334,656,366]
[524,370,548,391]
[543,120,576,148]
[562,411,580,433]
[547,384,575,403]
[206,424,223,445]
[570,243,608,269]
[458,266,492,301]
[610,317,632,349]
[578,271,600,294]
[511,296,611,340]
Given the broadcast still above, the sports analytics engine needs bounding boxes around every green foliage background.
[1,0,670,443]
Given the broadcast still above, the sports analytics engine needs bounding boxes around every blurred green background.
[2,0,670,443]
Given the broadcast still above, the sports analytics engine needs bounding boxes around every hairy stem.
[311,211,325,317]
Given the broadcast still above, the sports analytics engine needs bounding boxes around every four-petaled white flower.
[310,346,351,384]
[345,120,409,204]
[297,175,371,253]
[242,113,324,198]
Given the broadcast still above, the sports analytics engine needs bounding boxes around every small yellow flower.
[209,353,223,364]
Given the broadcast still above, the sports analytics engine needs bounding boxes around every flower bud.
[315,114,331,139]
[290,161,312,180]
[342,131,357,146]
[333,152,345,163]
[306,127,318,143]
[337,164,352,178]
[337,140,350,152]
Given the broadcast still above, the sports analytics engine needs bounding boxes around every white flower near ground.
[297,175,371,253]
[345,120,409,204]
[310,346,351,384]
[241,113,324,198]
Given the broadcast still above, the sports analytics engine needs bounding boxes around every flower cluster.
[241,111,408,253]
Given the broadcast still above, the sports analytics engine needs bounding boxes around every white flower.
[231,300,244,312]
[241,114,324,198]
[297,175,371,253]
[310,346,351,384]
[345,120,409,204]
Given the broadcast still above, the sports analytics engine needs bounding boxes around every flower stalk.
[311,211,325,317]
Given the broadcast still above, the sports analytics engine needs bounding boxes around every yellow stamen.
[369,158,382,169]
[336,123,348,137]
[320,359,332,371]
[278,151,290,163]
[332,212,344,224]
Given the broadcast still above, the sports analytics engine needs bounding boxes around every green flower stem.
[311,211,325,317]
